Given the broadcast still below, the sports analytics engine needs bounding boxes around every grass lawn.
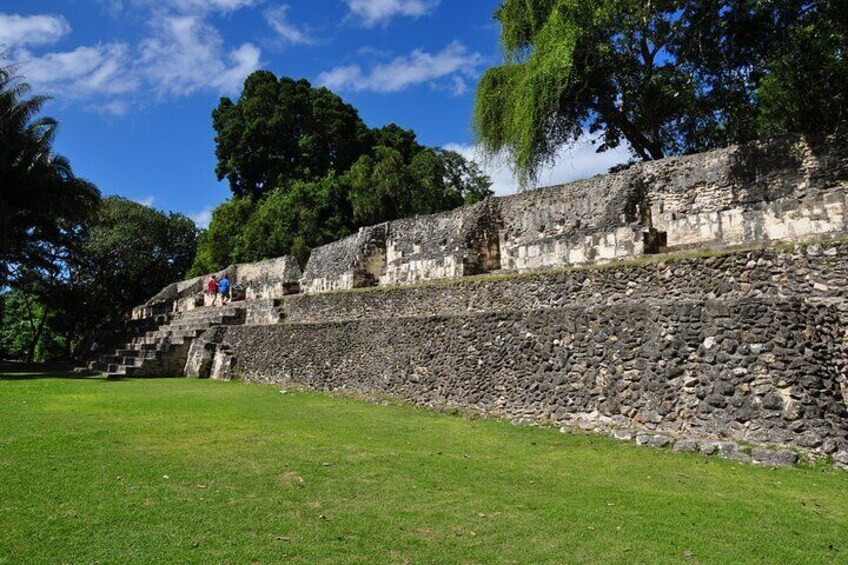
[1,371,846,564]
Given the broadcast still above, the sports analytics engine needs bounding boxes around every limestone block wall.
[280,241,848,324]
[134,257,302,320]
[238,256,302,300]
[294,135,848,290]
[496,170,644,272]
[646,136,848,250]
[656,192,847,251]
[501,226,645,272]
[380,201,501,286]
[300,225,387,294]
[219,299,848,456]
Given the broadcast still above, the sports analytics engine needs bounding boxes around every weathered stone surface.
[301,225,387,294]
[647,435,675,448]
[673,439,700,453]
[239,256,302,300]
[299,134,848,289]
[219,298,848,458]
[751,448,799,467]
[381,201,502,286]
[281,241,848,325]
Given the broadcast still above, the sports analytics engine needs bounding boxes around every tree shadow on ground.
[0,362,122,381]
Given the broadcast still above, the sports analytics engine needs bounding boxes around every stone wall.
[238,256,302,300]
[295,134,848,290]
[281,241,848,324]
[645,136,848,250]
[380,201,502,286]
[496,169,645,271]
[133,258,301,320]
[643,135,848,220]
[219,298,848,457]
[300,225,387,294]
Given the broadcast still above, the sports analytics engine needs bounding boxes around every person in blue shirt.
[218,275,231,305]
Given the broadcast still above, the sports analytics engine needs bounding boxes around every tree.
[79,197,198,329]
[755,1,848,137]
[186,197,255,276]
[346,146,492,226]
[197,72,494,273]
[0,289,65,363]
[474,0,848,186]
[238,177,354,268]
[0,59,100,283]
[213,72,371,199]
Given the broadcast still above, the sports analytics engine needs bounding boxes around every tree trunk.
[25,308,48,365]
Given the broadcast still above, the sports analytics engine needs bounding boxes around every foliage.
[187,197,255,278]
[79,197,198,330]
[2,196,197,362]
[195,73,493,273]
[755,1,848,137]
[0,59,100,284]
[237,176,354,268]
[213,72,371,199]
[475,0,848,185]
[1,376,847,563]
[0,290,66,362]
[0,58,101,361]
[347,147,491,226]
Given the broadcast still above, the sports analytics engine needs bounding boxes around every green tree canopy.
[81,197,198,324]
[474,0,848,186]
[213,72,371,199]
[194,72,493,274]
[6,197,199,363]
[0,60,100,284]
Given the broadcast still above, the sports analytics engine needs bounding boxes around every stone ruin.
[89,134,848,468]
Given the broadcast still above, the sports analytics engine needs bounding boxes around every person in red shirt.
[207,275,219,306]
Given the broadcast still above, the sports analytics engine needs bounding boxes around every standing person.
[207,275,219,306]
[218,274,231,305]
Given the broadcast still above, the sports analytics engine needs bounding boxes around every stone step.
[173,307,243,322]
[162,327,208,338]
[106,365,139,379]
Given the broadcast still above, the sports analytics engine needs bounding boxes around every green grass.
[1,373,847,564]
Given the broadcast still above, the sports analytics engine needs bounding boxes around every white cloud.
[317,41,482,93]
[133,195,156,207]
[265,5,313,45]
[214,43,263,93]
[16,43,138,98]
[90,99,131,116]
[134,0,259,14]
[139,15,261,97]
[190,207,213,229]
[345,0,439,27]
[8,5,262,112]
[0,13,71,48]
[445,132,632,196]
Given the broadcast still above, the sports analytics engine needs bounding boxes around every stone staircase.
[89,304,246,378]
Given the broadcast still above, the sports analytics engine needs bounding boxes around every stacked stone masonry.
[100,134,848,467]
[220,299,847,458]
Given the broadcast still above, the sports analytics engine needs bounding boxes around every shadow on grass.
[0,362,118,382]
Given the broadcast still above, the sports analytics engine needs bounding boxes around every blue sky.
[1,0,628,227]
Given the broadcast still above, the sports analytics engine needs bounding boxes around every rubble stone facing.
[102,135,848,468]
[219,298,848,458]
[281,241,848,324]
